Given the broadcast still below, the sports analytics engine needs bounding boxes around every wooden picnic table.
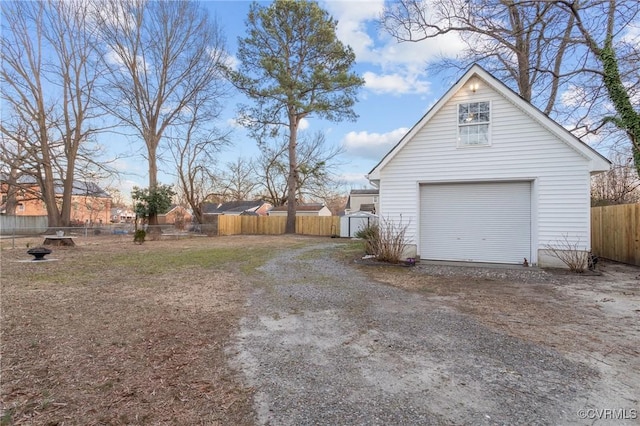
[42,236,75,246]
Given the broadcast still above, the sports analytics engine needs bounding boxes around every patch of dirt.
[365,260,640,415]
[0,235,313,425]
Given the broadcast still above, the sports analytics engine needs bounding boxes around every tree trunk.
[285,115,299,234]
[146,138,161,237]
[39,126,62,229]
[193,207,203,225]
[4,168,20,215]
[59,154,77,228]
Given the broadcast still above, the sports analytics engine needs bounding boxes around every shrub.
[355,217,409,264]
[354,223,379,255]
[374,217,409,263]
[133,229,146,245]
[545,234,589,272]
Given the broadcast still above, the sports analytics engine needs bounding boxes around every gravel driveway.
[229,242,634,425]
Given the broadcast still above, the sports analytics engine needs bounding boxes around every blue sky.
[108,0,467,198]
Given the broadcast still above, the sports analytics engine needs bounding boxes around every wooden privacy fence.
[591,203,640,266]
[216,215,340,237]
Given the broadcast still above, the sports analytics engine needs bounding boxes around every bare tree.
[1,0,104,227]
[382,0,578,114]
[105,186,127,209]
[95,0,227,227]
[0,130,29,215]
[218,157,259,202]
[556,0,640,176]
[168,87,230,225]
[312,189,348,216]
[255,132,344,206]
[591,151,640,206]
[254,142,289,207]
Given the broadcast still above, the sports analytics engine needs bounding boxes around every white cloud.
[342,127,409,160]
[321,0,463,97]
[104,47,148,73]
[104,49,126,68]
[621,21,640,47]
[363,71,430,95]
[561,85,588,108]
[88,0,135,33]
[321,0,466,65]
[224,54,239,71]
[227,117,243,128]
[114,179,141,200]
[322,0,383,60]
[340,172,372,187]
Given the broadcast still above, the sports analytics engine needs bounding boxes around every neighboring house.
[367,64,610,267]
[202,200,272,216]
[1,179,112,225]
[344,188,378,214]
[269,203,332,217]
[158,205,192,226]
[110,208,135,223]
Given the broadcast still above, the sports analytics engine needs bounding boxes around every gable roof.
[161,205,191,216]
[270,203,326,212]
[202,200,268,214]
[367,64,610,180]
[0,175,110,198]
[349,189,379,195]
[68,181,110,198]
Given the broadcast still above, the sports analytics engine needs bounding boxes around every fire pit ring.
[27,246,52,261]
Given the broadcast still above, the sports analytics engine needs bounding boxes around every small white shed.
[340,211,378,238]
[367,64,610,267]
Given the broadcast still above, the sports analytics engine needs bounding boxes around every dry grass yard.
[1,235,308,425]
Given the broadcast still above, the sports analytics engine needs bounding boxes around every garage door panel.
[420,182,531,263]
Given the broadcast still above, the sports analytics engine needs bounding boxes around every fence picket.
[591,204,640,266]
[215,215,338,237]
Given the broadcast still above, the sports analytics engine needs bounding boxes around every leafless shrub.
[591,153,640,206]
[356,217,409,264]
[544,234,589,272]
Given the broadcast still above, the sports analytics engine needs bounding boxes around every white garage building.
[366,65,610,267]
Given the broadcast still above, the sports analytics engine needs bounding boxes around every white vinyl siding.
[378,81,593,263]
[420,182,531,263]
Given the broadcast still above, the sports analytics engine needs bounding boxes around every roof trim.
[368,64,610,179]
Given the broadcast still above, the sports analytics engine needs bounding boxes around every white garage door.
[420,182,531,264]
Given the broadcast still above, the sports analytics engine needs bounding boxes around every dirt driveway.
[231,241,640,425]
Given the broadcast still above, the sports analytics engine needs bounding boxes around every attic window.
[458,101,490,146]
